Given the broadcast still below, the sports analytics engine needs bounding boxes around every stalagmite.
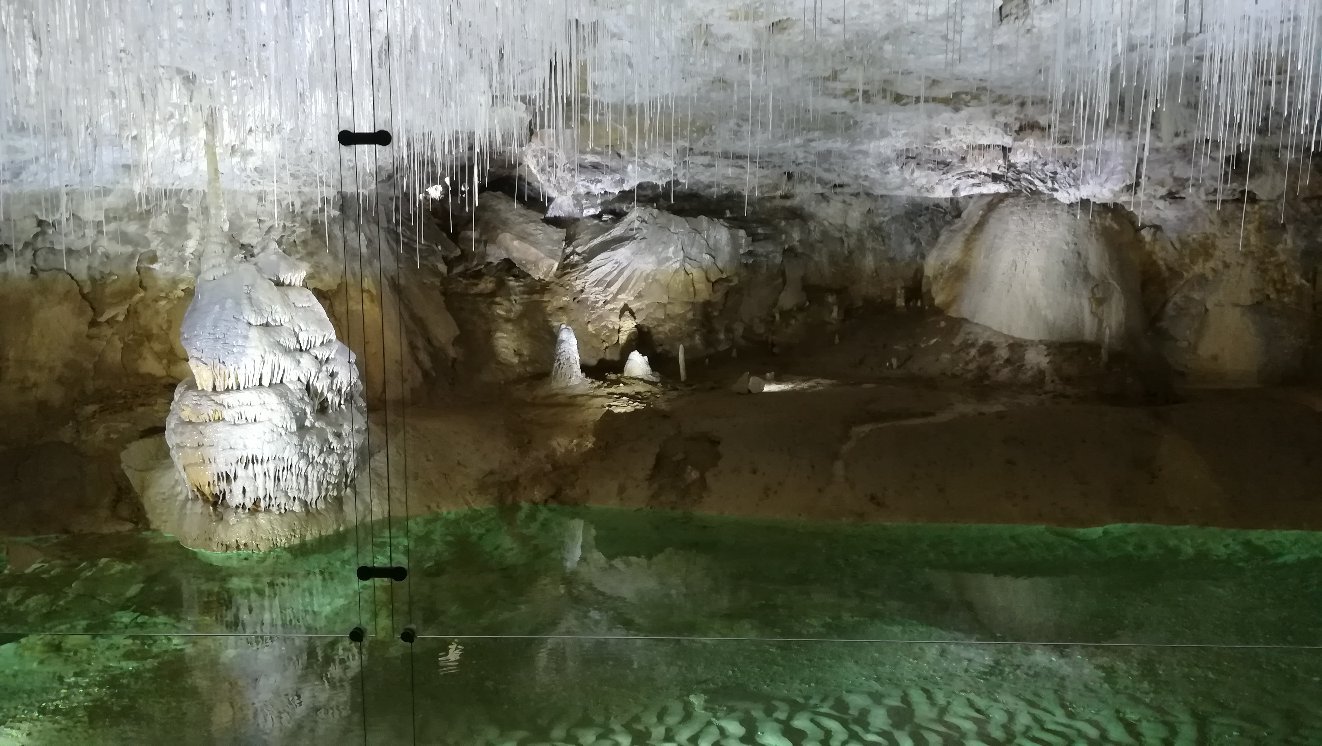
[550,324,589,389]
[622,350,659,382]
[678,343,687,383]
[163,115,364,513]
[165,252,366,512]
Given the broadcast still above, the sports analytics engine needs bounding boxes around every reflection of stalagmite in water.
[202,636,357,743]
[563,518,586,571]
[181,572,361,742]
[437,640,464,676]
[926,570,1065,641]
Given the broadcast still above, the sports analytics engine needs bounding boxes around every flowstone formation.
[925,195,1145,349]
[165,247,365,513]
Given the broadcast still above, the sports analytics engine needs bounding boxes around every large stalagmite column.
[164,113,365,514]
[165,248,366,512]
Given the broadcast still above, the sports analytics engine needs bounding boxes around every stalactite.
[1,1,1319,222]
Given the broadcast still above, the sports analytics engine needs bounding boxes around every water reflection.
[2,508,1322,741]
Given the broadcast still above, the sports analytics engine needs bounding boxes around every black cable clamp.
[338,129,392,146]
[357,565,408,582]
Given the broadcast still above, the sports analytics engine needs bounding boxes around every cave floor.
[4,369,1322,742]
[391,376,1322,531]
[8,362,1322,538]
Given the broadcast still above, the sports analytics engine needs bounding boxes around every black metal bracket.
[399,627,417,644]
[357,565,408,582]
[348,627,365,642]
[338,129,392,147]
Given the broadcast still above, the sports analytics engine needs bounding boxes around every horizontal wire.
[412,634,1322,651]
[6,631,1321,651]
[0,631,353,638]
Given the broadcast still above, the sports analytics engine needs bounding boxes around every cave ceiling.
[1,0,1318,213]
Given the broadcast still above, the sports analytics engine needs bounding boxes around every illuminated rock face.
[925,195,1145,349]
[559,207,746,360]
[7,0,1322,208]
[165,248,365,512]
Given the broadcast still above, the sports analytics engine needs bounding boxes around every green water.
[3,508,1322,744]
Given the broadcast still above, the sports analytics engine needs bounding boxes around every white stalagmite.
[164,112,364,513]
[550,324,589,389]
[166,248,366,512]
[622,350,660,382]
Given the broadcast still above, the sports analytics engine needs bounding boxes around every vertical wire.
[366,0,396,640]
[332,3,369,742]
[380,0,419,739]
[345,0,382,641]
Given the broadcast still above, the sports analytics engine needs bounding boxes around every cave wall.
[1139,198,1322,385]
[441,186,1322,388]
[439,189,960,382]
[0,189,457,445]
[2,183,1320,434]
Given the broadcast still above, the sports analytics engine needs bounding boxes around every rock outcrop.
[1140,199,1319,386]
[457,192,566,279]
[557,207,746,361]
[926,195,1146,349]
[0,189,458,444]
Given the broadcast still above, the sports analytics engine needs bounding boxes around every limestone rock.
[730,372,764,393]
[926,195,1145,348]
[0,189,457,447]
[462,193,565,279]
[0,271,96,422]
[775,253,808,310]
[730,372,750,393]
[1143,201,1316,385]
[558,207,746,360]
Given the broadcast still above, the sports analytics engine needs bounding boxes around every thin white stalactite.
[0,0,1319,220]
